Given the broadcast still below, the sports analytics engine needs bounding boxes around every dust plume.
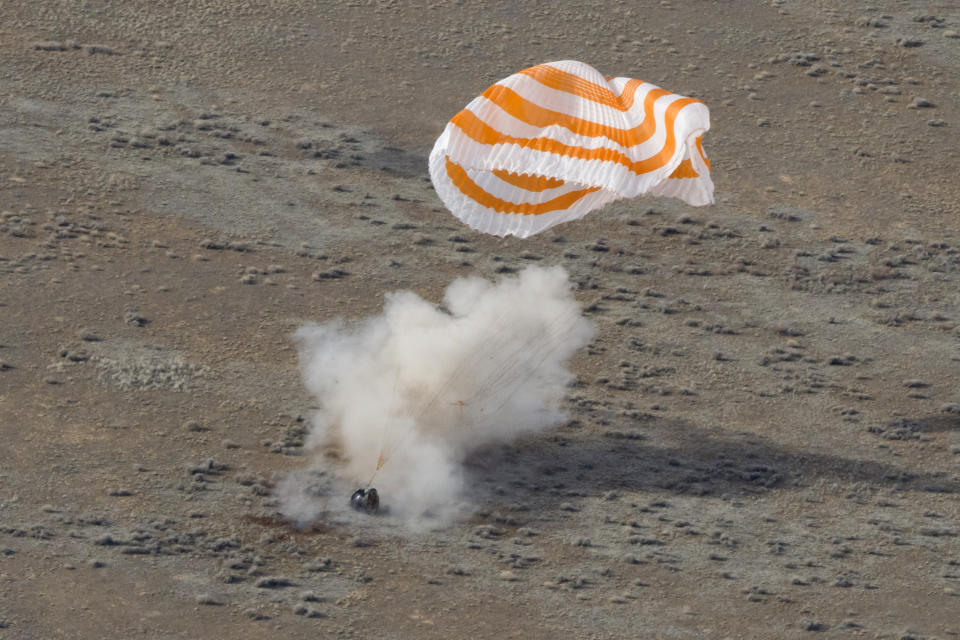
[287,265,594,524]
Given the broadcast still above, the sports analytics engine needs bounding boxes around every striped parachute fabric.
[429,60,714,238]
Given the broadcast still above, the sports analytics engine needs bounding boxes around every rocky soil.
[1,1,959,638]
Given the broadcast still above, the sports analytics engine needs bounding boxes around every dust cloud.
[285,266,594,524]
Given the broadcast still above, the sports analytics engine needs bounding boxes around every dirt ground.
[2,1,959,638]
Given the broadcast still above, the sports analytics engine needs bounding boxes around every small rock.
[294,605,326,617]
[244,608,270,620]
[255,576,293,589]
[909,97,935,109]
[123,308,147,326]
[312,269,349,281]
[77,328,102,341]
[896,37,924,47]
[85,44,118,55]
[66,348,90,362]
[182,420,206,432]
[34,41,68,51]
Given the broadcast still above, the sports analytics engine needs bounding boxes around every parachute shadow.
[461,416,959,509]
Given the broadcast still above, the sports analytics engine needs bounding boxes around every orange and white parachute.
[429,60,713,238]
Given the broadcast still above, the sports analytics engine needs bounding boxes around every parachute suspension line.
[460,313,577,418]
[485,314,580,418]
[410,309,512,420]
[374,311,579,464]
[474,320,564,399]
[364,453,386,489]
[368,304,582,476]
[370,312,515,471]
[459,317,569,422]
[370,353,402,485]
[374,309,515,466]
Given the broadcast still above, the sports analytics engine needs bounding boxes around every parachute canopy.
[429,60,714,238]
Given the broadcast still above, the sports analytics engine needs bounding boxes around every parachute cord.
[365,454,385,489]
[364,308,576,489]
[368,360,400,490]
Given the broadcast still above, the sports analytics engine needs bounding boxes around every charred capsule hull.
[350,488,380,514]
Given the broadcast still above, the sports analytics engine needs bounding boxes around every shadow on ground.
[463,413,960,507]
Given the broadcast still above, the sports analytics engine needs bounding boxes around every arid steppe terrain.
[1,1,959,638]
